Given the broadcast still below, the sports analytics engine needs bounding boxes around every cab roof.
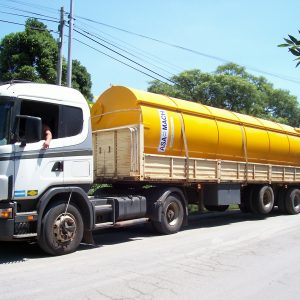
[0,82,86,105]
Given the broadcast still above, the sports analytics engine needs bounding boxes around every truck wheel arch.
[146,186,188,226]
[36,187,94,236]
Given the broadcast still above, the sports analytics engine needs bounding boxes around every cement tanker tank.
[91,86,300,166]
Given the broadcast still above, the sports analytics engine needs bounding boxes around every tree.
[278,31,300,67]
[0,19,57,83]
[0,19,93,100]
[148,63,300,127]
[62,59,93,101]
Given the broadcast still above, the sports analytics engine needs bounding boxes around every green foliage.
[0,19,57,83]
[0,18,93,101]
[279,31,300,67]
[69,60,93,101]
[148,63,300,127]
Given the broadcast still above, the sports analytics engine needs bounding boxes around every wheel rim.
[53,213,77,245]
[166,202,180,226]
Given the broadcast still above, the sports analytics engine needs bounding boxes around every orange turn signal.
[27,215,34,222]
[0,208,13,219]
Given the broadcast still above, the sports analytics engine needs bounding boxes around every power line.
[0,14,172,84]
[0,10,59,23]
[2,0,58,15]
[74,28,175,84]
[238,67,300,85]
[75,19,184,73]
[75,15,233,63]
[0,4,58,20]
[75,25,176,78]
[73,37,172,84]
[0,18,56,33]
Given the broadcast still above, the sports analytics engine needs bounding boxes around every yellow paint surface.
[91,86,300,166]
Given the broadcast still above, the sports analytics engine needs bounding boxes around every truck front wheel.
[153,195,184,235]
[38,203,84,255]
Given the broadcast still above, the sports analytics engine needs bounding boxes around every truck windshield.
[0,100,12,146]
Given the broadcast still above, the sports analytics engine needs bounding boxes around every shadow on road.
[187,210,273,229]
[92,210,284,246]
[0,241,47,264]
[0,210,286,263]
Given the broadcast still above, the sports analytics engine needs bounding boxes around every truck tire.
[253,185,274,214]
[239,204,248,213]
[277,187,287,213]
[153,195,184,235]
[38,203,84,255]
[243,185,257,213]
[205,205,229,212]
[240,186,251,213]
[285,188,300,215]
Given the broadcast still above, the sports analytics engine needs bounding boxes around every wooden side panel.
[94,131,115,177]
[143,154,300,184]
[93,126,141,180]
[272,166,297,182]
[270,166,284,182]
[247,164,269,182]
[284,167,296,182]
[143,156,176,179]
[194,160,218,181]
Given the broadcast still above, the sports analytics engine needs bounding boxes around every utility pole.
[67,0,74,87]
[56,6,64,86]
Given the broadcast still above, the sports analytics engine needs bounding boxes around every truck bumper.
[0,219,14,241]
[0,202,15,241]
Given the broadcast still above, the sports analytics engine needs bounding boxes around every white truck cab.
[0,81,93,246]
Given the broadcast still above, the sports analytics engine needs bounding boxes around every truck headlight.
[0,208,13,219]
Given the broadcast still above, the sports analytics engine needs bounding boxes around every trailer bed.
[93,126,300,184]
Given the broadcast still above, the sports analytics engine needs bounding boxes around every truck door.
[60,104,93,187]
[0,100,14,201]
[13,99,64,201]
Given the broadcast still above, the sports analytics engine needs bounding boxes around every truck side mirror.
[13,115,42,146]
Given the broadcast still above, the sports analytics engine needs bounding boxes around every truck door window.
[19,100,59,141]
[60,106,83,138]
[0,101,12,145]
[19,100,83,141]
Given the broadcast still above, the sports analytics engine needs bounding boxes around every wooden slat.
[116,129,131,176]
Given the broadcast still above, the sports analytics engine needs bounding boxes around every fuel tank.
[91,86,300,166]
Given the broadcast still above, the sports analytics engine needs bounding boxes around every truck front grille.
[14,221,37,235]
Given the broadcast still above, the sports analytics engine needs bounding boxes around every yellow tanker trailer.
[91,86,300,220]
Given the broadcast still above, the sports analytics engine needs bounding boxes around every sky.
[0,0,299,102]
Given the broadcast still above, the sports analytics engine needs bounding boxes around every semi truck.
[0,81,300,255]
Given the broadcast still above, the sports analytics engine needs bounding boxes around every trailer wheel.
[38,203,83,255]
[253,186,274,214]
[205,205,229,212]
[153,195,184,235]
[285,188,300,215]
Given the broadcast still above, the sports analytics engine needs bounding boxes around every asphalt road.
[1,211,300,300]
